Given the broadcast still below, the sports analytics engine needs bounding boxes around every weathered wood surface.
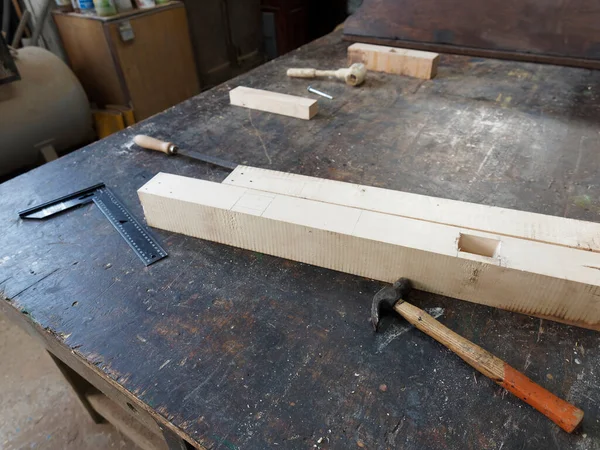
[1,31,600,449]
[344,0,600,70]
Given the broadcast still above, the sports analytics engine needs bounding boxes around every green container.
[93,0,117,16]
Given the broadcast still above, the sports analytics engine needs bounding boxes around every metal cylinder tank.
[0,46,93,177]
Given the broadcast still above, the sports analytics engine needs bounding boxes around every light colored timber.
[139,173,600,330]
[229,86,318,120]
[347,42,439,79]
[223,165,600,253]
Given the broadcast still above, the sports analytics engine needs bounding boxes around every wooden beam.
[48,353,105,424]
[222,165,600,253]
[347,43,439,79]
[229,86,318,120]
[139,172,600,330]
[86,393,168,450]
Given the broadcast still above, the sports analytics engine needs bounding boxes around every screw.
[307,85,333,100]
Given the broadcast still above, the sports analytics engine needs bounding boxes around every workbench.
[1,31,599,449]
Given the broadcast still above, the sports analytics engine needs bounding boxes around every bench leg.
[47,351,105,424]
[161,426,194,450]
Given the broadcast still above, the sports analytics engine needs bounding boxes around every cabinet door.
[182,0,233,89]
[261,0,308,56]
[183,0,263,89]
[108,6,200,120]
[227,0,263,72]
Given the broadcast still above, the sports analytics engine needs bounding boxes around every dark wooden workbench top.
[1,31,599,449]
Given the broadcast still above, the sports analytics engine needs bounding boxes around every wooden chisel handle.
[287,68,339,79]
[133,135,178,155]
[287,68,317,78]
[395,301,584,433]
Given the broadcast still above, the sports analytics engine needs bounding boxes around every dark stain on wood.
[0,31,599,449]
[344,0,600,70]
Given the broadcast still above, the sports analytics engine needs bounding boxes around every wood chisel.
[133,135,237,171]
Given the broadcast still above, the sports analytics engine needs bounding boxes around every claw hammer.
[371,278,584,433]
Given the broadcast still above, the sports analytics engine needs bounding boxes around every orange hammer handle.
[395,301,584,432]
[501,365,583,433]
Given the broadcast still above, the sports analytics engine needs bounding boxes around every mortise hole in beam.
[458,233,500,258]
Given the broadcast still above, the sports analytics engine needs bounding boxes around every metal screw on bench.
[307,85,333,100]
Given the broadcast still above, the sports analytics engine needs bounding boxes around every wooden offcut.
[139,172,600,330]
[223,165,600,252]
[229,86,318,120]
[93,109,125,139]
[348,43,439,79]
[106,104,136,126]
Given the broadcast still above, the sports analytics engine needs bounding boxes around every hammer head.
[345,63,367,86]
[371,278,413,332]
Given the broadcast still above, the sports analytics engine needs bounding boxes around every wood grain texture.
[229,86,318,119]
[93,109,125,139]
[348,43,439,79]
[139,173,600,330]
[2,31,600,449]
[53,14,127,106]
[395,301,504,381]
[86,393,169,450]
[343,0,600,69]
[183,0,263,89]
[108,5,199,121]
[223,165,600,253]
[133,135,175,154]
[395,301,584,433]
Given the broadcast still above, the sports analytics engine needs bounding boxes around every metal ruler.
[19,183,167,266]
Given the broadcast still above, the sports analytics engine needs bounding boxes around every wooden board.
[223,165,600,253]
[343,0,600,70]
[229,86,318,119]
[347,43,439,79]
[139,172,600,330]
[86,393,168,450]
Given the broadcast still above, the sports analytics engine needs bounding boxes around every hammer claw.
[371,278,413,332]
[370,278,584,433]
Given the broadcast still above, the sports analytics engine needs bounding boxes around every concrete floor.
[0,314,140,450]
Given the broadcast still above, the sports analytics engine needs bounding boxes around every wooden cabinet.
[260,0,347,58]
[181,0,264,89]
[53,2,199,121]
[261,0,308,57]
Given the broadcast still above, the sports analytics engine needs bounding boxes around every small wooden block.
[348,43,439,79]
[229,86,318,120]
[106,104,136,127]
[93,109,125,139]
